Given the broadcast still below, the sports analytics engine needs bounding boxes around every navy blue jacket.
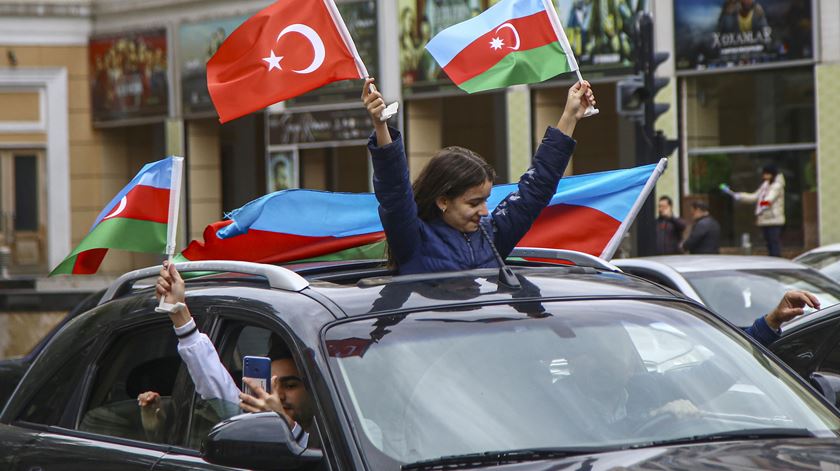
[369,127,575,275]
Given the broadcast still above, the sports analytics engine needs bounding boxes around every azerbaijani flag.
[425,0,578,94]
[50,157,177,275]
[179,161,665,265]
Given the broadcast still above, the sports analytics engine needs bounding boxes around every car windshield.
[683,269,840,327]
[326,300,839,469]
[798,253,840,283]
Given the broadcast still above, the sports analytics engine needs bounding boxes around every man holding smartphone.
[150,261,316,447]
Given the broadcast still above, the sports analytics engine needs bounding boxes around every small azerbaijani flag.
[50,157,181,275]
[425,0,578,93]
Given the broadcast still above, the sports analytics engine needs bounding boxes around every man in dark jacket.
[656,196,686,255]
[681,200,720,254]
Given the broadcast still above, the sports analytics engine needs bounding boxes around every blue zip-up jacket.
[369,126,575,275]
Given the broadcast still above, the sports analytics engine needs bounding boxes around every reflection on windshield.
[685,269,840,327]
[326,300,839,468]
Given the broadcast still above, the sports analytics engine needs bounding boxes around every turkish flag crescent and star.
[207,0,366,123]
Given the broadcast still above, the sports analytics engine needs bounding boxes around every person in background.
[721,164,785,257]
[681,200,720,255]
[656,195,686,255]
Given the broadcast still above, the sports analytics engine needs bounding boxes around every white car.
[613,255,840,328]
[794,244,840,284]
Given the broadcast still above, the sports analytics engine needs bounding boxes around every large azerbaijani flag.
[51,157,179,275]
[425,0,578,94]
[178,161,666,265]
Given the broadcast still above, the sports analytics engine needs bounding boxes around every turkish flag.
[207,0,366,123]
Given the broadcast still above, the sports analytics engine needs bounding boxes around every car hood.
[441,439,840,470]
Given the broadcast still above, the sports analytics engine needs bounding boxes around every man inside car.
[142,261,317,447]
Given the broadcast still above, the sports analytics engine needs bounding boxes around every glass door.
[0,149,46,274]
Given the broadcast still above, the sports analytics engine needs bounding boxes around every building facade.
[0,0,837,283]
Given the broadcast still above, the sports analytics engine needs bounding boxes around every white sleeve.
[290,421,310,448]
[175,318,241,405]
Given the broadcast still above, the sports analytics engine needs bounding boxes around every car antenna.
[478,223,521,289]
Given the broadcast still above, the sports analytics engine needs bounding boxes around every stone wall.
[0,311,65,359]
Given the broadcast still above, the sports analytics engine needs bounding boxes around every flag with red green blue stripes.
[425,0,578,94]
[50,157,175,275]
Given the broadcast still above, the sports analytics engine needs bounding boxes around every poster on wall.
[89,29,169,124]
[267,150,299,193]
[551,0,645,73]
[287,0,379,107]
[180,15,248,117]
[674,0,813,72]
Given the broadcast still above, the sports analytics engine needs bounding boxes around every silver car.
[613,255,840,328]
[795,244,840,284]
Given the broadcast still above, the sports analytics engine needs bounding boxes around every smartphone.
[242,356,271,395]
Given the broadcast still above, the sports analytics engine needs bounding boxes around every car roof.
[304,266,679,317]
[614,255,811,273]
[99,259,683,320]
[797,244,840,257]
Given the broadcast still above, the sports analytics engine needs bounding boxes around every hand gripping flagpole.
[156,156,185,314]
[599,158,668,261]
[542,0,599,118]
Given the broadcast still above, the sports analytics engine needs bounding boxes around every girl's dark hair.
[412,146,496,221]
[385,146,495,268]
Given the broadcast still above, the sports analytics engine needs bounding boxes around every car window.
[685,269,840,327]
[78,322,184,444]
[186,320,323,452]
[327,300,840,469]
[17,340,96,426]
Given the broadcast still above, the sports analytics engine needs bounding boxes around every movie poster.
[398,0,484,96]
[179,15,248,117]
[674,0,813,71]
[89,29,169,123]
[553,0,646,72]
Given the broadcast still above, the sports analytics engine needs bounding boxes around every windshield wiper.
[631,427,815,449]
[402,446,611,470]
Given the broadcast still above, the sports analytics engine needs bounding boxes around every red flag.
[207,0,367,123]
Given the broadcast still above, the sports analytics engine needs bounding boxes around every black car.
[3,251,840,470]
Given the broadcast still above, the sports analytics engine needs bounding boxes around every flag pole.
[600,158,668,260]
[157,156,184,312]
[542,0,599,117]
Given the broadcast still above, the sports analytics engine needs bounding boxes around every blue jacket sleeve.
[491,127,576,257]
[743,316,780,347]
[368,128,421,265]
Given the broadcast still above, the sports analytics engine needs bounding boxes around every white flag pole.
[599,158,668,261]
[157,156,184,313]
[542,0,599,117]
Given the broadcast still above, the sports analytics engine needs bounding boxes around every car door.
[155,305,333,470]
[771,306,840,404]
[7,300,203,470]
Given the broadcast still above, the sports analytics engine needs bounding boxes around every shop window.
[688,150,816,249]
[685,67,815,148]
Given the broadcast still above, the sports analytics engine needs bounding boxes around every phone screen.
[242,355,271,395]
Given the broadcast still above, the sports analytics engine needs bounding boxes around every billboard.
[90,29,169,124]
[179,15,248,117]
[674,0,813,72]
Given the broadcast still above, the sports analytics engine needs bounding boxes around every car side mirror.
[809,372,840,408]
[201,412,323,470]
